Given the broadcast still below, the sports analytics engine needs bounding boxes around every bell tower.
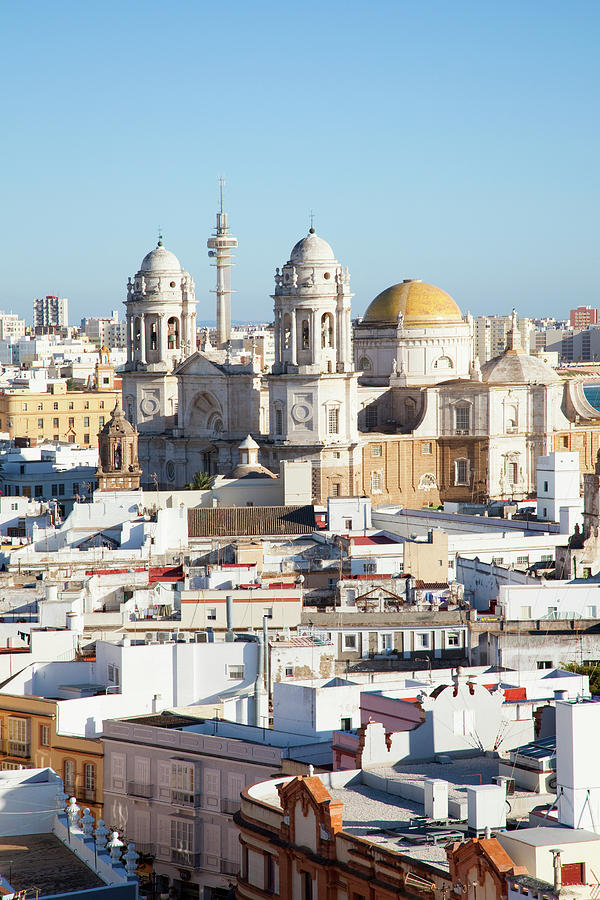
[97,398,142,491]
[121,238,197,434]
[268,228,357,447]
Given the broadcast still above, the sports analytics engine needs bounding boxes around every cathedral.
[119,228,600,506]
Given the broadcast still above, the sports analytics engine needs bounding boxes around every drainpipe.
[254,630,266,727]
[263,615,269,691]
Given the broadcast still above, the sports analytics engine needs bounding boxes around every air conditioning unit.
[546,774,558,792]
[157,632,168,643]
[195,632,208,643]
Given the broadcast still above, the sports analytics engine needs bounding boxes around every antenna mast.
[207,177,238,348]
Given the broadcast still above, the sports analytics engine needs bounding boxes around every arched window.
[434,355,453,370]
[208,414,223,434]
[150,319,158,351]
[506,404,518,430]
[167,316,180,350]
[321,313,334,348]
[358,356,372,371]
[64,759,76,796]
[302,319,310,350]
[84,763,96,801]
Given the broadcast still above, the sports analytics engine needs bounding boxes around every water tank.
[467,784,506,832]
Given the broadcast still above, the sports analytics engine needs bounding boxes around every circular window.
[169,281,176,288]
[324,272,331,280]
[166,460,175,481]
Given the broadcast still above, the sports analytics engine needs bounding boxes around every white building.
[0,311,26,341]
[473,312,534,362]
[0,636,265,736]
[537,451,582,529]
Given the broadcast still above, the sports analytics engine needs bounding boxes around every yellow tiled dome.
[362,280,463,327]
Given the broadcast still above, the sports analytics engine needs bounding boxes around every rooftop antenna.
[208,176,238,348]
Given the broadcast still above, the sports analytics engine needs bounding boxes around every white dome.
[140,241,182,273]
[290,229,336,264]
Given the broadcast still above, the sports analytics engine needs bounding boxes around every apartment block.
[0,381,119,446]
[33,295,69,329]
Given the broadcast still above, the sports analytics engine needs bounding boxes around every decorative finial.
[157,226,163,247]
[309,210,315,233]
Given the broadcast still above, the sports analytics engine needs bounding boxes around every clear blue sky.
[2,1,599,325]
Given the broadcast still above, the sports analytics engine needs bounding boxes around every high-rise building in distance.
[570,305,598,328]
[33,295,69,329]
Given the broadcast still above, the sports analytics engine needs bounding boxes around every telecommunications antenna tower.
[207,177,238,348]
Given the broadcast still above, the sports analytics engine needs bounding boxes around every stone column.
[160,313,168,362]
[139,313,146,363]
[126,314,133,364]
[180,312,186,356]
[312,309,320,368]
[336,306,343,368]
[190,312,197,353]
[290,310,297,366]
[274,311,281,363]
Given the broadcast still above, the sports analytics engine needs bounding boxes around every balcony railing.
[222,798,241,814]
[127,781,154,799]
[171,849,201,868]
[82,788,96,802]
[133,842,155,857]
[171,789,201,808]
[1,739,31,759]
[221,859,240,875]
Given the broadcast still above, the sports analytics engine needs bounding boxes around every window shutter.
[158,760,172,800]
[203,823,220,869]
[158,816,170,854]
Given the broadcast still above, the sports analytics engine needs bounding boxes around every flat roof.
[0,833,104,894]
[501,827,600,847]
[328,782,450,867]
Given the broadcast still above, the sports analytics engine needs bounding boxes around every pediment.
[174,352,225,377]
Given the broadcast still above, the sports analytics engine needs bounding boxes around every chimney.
[550,849,562,892]
[225,595,234,641]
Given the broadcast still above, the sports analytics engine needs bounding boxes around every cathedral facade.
[120,231,600,506]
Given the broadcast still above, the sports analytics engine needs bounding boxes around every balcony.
[127,781,154,799]
[171,849,201,868]
[1,739,31,759]
[222,798,241,815]
[82,788,96,803]
[133,842,155,857]
[221,859,239,876]
[171,789,201,808]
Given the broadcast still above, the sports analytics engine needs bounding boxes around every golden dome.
[362,280,463,327]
